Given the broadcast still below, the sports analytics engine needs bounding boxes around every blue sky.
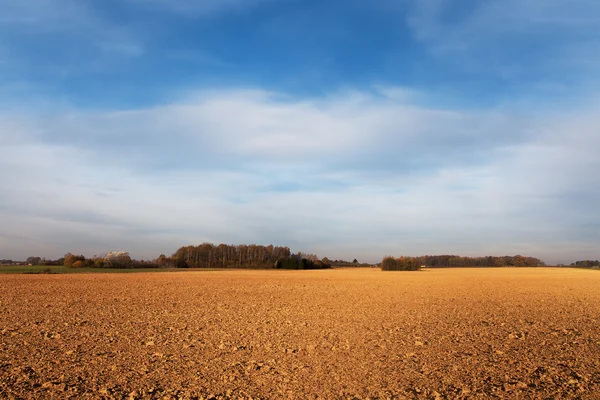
[1,0,599,263]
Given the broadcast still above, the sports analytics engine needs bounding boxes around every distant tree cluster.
[381,254,545,270]
[381,256,420,271]
[63,253,86,268]
[5,244,328,270]
[168,243,330,269]
[169,243,291,268]
[327,258,374,267]
[6,249,555,272]
[26,257,42,265]
[103,251,133,268]
[420,255,544,267]
[60,252,149,269]
[275,254,331,270]
[570,260,600,268]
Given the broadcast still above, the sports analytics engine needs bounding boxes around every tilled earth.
[1,268,600,399]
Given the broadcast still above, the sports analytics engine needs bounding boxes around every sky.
[1,0,599,264]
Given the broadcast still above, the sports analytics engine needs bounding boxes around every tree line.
[165,243,329,269]
[8,250,590,271]
[570,260,600,268]
[9,244,331,270]
[381,254,545,271]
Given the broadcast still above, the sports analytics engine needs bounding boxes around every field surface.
[1,268,599,399]
[0,266,221,274]
[0,265,171,274]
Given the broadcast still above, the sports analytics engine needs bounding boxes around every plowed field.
[1,268,600,399]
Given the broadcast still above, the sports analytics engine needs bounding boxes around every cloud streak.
[405,0,600,91]
[0,0,145,92]
[126,0,286,17]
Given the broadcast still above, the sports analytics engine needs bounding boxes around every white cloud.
[1,87,599,263]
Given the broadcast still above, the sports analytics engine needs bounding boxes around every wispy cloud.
[127,0,286,17]
[0,0,144,84]
[405,0,600,87]
[407,0,600,49]
[1,87,598,263]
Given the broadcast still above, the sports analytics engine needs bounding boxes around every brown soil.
[1,268,600,399]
